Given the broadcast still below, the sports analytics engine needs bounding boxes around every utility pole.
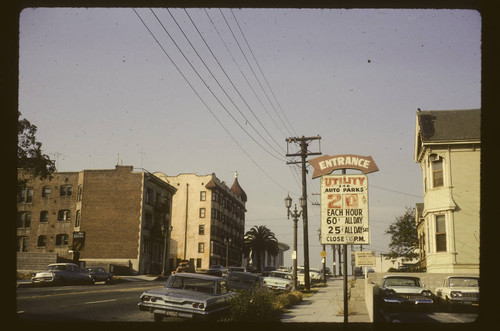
[286,135,321,291]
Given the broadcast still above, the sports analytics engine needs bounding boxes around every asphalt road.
[16,280,169,322]
[16,280,480,324]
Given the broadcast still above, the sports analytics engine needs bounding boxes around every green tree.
[18,111,56,186]
[385,207,419,262]
[243,225,279,272]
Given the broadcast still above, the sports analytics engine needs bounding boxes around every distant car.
[228,266,247,272]
[263,271,293,291]
[173,262,194,274]
[297,267,321,285]
[225,271,263,292]
[31,263,93,285]
[206,265,227,277]
[379,275,433,310]
[277,266,290,272]
[261,266,277,277]
[138,273,237,321]
[309,268,322,283]
[81,266,113,284]
[435,276,479,311]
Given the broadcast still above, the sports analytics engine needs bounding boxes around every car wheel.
[91,277,96,284]
[153,313,164,322]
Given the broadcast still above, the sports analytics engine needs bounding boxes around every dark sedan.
[81,266,113,284]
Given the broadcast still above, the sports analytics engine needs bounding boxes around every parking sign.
[320,174,370,245]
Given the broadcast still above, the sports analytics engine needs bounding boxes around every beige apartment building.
[414,109,480,274]
[17,165,176,275]
[155,172,247,270]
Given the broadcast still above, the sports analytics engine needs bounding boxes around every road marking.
[17,284,162,300]
[84,299,117,305]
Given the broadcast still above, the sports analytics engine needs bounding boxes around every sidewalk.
[280,277,371,323]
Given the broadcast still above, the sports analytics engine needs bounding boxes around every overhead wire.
[219,9,295,139]
[158,8,286,162]
[132,8,293,193]
[181,8,286,157]
[230,8,298,138]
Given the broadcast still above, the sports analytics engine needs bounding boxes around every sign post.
[309,154,378,324]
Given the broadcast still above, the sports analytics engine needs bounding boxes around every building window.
[77,185,83,202]
[55,234,69,246]
[60,185,73,197]
[146,188,153,204]
[200,191,206,201]
[40,211,49,223]
[18,186,33,203]
[432,158,444,187]
[37,235,47,247]
[199,224,205,235]
[75,210,81,227]
[198,242,205,253]
[196,258,202,268]
[17,212,31,228]
[42,186,51,198]
[199,208,206,218]
[435,215,447,252]
[57,210,71,222]
[144,213,153,230]
[17,237,28,252]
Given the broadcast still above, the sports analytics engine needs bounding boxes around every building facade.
[157,172,247,270]
[414,109,480,274]
[17,165,176,275]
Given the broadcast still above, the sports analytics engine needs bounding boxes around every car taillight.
[451,291,463,298]
[150,297,157,302]
[192,302,205,309]
[142,295,150,301]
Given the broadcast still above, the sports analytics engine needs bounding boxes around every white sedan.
[434,276,479,311]
[263,271,293,291]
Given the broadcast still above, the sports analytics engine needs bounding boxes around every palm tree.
[243,225,279,272]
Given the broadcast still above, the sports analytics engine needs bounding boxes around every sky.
[18,7,481,272]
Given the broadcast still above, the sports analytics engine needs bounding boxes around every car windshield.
[449,277,479,287]
[47,265,66,271]
[167,276,216,294]
[384,277,420,287]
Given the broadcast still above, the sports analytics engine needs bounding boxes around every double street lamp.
[285,194,306,291]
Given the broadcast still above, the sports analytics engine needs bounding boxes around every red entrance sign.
[309,154,379,178]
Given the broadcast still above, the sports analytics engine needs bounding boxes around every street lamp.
[161,222,173,277]
[285,194,305,290]
[224,237,232,269]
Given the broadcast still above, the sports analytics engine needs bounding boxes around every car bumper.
[382,298,433,305]
[138,302,228,319]
[449,298,479,306]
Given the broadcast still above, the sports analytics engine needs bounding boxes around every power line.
[133,9,292,193]
[230,9,298,138]
[158,8,286,162]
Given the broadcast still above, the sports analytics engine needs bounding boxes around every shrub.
[227,288,282,322]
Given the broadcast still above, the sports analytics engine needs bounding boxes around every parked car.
[81,266,113,284]
[31,263,93,286]
[173,262,194,274]
[309,268,322,283]
[225,271,263,292]
[228,266,247,272]
[138,273,237,321]
[277,266,290,272]
[297,267,322,285]
[263,271,293,291]
[434,276,479,311]
[206,265,227,277]
[261,266,277,277]
[378,275,433,310]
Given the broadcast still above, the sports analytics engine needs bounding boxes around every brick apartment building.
[154,172,247,270]
[17,165,176,275]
